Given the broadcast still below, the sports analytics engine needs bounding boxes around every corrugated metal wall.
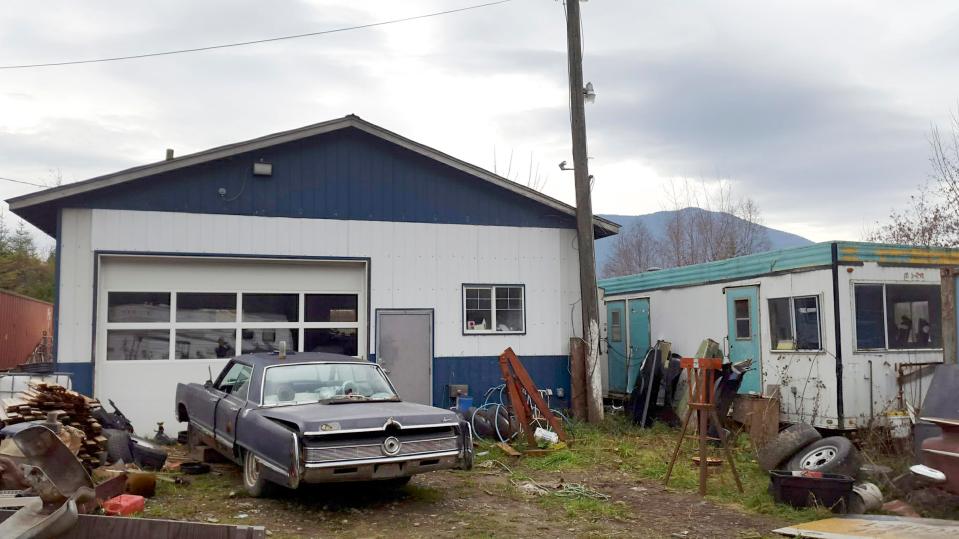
[0,290,53,369]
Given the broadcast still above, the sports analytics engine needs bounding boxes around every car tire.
[131,436,168,470]
[786,436,862,478]
[757,424,822,472]
[242,450,273,498]
[104,429,134,464]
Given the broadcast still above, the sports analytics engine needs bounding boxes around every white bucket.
[887,412,911,439]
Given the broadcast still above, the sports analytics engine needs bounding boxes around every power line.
[0,0,512,70]
[0,176,46,188]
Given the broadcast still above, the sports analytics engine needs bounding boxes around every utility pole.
[565,0,603,423]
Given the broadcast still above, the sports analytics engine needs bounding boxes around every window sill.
[463,331,526,336]
[769,349,825,354]
[854,348,943,354]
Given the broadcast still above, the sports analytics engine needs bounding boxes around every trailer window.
[854,283,941,350]
[768,296,821,351]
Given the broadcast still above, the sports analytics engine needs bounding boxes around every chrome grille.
[305,436,458,463]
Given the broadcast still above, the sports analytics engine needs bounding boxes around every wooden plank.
[0,510,266,538]
[495,442,521,457]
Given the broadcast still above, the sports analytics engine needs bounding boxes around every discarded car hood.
[256,400,458,433]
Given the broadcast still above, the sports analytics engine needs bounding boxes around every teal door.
[627,298,651,394]
[606,301,628,394]
[726,286,761,394]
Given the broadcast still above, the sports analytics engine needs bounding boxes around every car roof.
[234,352,370,369]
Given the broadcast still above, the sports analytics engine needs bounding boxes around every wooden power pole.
[565,0,603,423]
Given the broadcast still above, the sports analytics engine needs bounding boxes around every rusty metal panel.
[0,510,267,538]
[0,290,53,369]
[774,514,959,538]
[943,268,958,365]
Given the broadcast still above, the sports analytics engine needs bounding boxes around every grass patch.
[538,495,628,521]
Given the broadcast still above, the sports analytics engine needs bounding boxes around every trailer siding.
[0,290,53,369]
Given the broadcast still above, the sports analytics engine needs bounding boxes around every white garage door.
[94,255,367,434]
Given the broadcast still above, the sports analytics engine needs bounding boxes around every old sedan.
[175,352,473,496]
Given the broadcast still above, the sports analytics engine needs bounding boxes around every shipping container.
[0,290,53,369]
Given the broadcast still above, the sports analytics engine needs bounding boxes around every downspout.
[831,243,845,428]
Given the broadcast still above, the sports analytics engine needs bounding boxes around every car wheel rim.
[244,453,259,486]
[799,445,838,470]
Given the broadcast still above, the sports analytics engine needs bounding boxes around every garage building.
[7,115,618,433]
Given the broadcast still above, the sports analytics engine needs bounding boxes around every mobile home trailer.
[598,241,959,430]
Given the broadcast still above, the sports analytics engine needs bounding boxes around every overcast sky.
[2,0,957,246]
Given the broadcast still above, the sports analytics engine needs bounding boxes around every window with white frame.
[105,291,360,360]
[463,285,525,334]
[768,296,821,351]
[854,283,941,350]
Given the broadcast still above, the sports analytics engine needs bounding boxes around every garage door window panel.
[243,294,299,323]
[304,328,358,355]
[176,329,236,359]
[106,329,171,361]
[107,292,170,323]
[305,294,358,323]
[242,328,299,354]
[176,293,237,322]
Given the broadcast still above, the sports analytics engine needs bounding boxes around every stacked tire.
[757,424,862,479]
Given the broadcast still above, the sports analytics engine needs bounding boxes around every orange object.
[102,494,145,516]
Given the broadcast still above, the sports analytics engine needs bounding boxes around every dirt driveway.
[144,421,811,538]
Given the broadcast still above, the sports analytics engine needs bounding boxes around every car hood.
[255,400,459,434]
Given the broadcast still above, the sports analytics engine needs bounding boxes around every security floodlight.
[559,160,574,171]
[583,82,596,104]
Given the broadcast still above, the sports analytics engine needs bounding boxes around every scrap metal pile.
[0,383,107,470]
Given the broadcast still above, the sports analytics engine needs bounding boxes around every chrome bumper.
[300,450,460,483]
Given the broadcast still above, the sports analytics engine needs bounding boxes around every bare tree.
[869,109,959,247]
[658,180,771,267]
[601,221,661,278]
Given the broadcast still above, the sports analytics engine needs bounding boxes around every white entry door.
[376,310,433,405]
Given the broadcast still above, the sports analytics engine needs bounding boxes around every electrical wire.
[0,176,46,188]
[0,0,512,70]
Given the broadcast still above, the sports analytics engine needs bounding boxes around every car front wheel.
[242,450,272,497]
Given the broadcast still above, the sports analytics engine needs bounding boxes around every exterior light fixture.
[583,82,596,104]
[559,160,574,171]
[253,159,273,176]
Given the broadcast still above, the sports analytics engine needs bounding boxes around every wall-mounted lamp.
[559,160,574,171]
[253,159,273,176]
[583,82,596,104]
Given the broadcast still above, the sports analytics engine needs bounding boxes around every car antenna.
[207,365,213,385]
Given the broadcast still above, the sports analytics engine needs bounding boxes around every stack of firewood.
[0,383,108,470]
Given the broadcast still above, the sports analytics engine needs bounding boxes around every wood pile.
[0,382,108,470]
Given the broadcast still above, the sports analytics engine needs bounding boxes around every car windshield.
[261,362,398,406]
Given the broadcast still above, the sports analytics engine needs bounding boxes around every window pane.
[885,284,941,349]
[610,311,622,342]
[175,329,236,359]
[107,292,170,323]
[242,294,298,322]
[734,298,749,319]
[465,309,492,331]
[768,298,793,350]
[304,328,358,356]
[855,284,885,349]
[794,296,821,350]
[495,309,524,332]
[106,329,169,360]
[735,319,751,339]
[241,328,299,353]
[176,293,236,322]
[305,294,358,322]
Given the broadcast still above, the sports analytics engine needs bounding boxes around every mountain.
[596,208,813,275]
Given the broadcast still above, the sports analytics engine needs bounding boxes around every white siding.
[56,209,94,364]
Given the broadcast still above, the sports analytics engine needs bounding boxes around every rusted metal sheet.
[0,511,267,538]
[773,514,959,538]
[0,290,53,369]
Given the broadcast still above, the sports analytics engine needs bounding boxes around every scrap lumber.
[0,383,106,471]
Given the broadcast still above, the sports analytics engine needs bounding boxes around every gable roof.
[599,241,959,296]
[7,114,619,237]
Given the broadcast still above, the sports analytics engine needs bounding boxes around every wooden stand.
[498,348,568,445]
[663,357,744,495]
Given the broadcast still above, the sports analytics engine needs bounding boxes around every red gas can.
[102,493,145,515]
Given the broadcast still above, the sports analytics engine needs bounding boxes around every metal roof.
[599,241,959,297]
[6,115,619,237]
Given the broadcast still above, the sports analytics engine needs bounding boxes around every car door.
[212,362,254,452]
[191,364,232,440]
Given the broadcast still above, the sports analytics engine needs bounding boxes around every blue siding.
[432,355,570,410]
[36,128,582,233]
[55,362,93,396]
